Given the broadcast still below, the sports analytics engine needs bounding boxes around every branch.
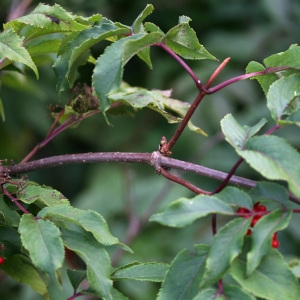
[4,151,300,203]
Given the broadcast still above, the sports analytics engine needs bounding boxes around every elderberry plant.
[0,3,300,300]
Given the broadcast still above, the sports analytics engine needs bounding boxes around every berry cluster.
[237,202,279,248]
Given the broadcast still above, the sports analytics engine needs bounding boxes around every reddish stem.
[1,187,30,214]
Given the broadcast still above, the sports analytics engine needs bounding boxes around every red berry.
[246,229,252,236]
[272,239,279,248]
[251,215,261,227]
[254,202,260,209]
[237,207,251,218]
[0,257,5,265]
[258,205,267,212]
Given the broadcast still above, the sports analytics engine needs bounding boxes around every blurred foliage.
[1,0,300,299]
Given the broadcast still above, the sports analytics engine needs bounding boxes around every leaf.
[61,227,113,299]
[249,182,289,206]
[132,4,154,33]
[19,182,70,207]
[0,97,5,122]
[230,248,300,300]
[0,225,22,257]
[112,262,168,282]
[150,194,234,227]
[38,205,131,252]
[246,209,292,275]
[92,33,162,113]
[54,18,130,93]
[264,44,300,70]
[18,214,64,284]
[220,113,267,149]
[164,18,216,60]
[0,196,21,226]
[4,3,88,34]
[27,38,61,57]
[67,269,86,290]
[1,254,49,299]
[202,218,251,286]
[267,74,300,121]
[236,135,300,198]
[216,186,253,210]
[193,285,255,300]
[157,245,209,300]
[246,61,278,95]
[0,28,38,78]
[108,84,190,123]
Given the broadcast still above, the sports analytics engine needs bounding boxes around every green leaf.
[108,84,190,123]
[67,269,86,290]
[0,196,21,226]
[38,205,131,251]
[157,245,209,300]
[216,187,253,210]
[230,248,300,300]
[0,225,22,257]
[18,214,64,284]
[246,61,278,95]
[93,33,162,113]
[19,182,70,207]
[61,227,113,299]
[202,218,251,286]
[112,262,168,282]
[132,4,154,33]
[285,108,300,127]
[54,18,130,93]
[1,254,49,299]
[193,285,255,300]
[150,194,234,227]
[220,113,267,149]
[267,74,300,121]
[4,3,88,34]
[0,97,5,122]
[236,135,300,198]
[249,182,289,206]
[246,209,292,275]
[27,38,61,57]
[164,18,216,60]
[264,44,300,70]
[0,28,38,78]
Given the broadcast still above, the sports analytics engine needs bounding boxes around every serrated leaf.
[54,18,130,93]
[93,33,161,113]
[19,183,70,207]
[267,74,300,121]
[216,186,253,210]
[246,61,278,95]
[38,205,131,252]
[247,209,292,275]
[150,195,234,227]
[0,28,38,78]
[264,44,300,70]
[230,248,300,300]
[108,84,190,123]
[157,245,209,300]
[202,218,251,287]
[236,135,300,198]
[249,182,289,206]
[112,262,168,282]
[193,285,255,300]
[61,227,113,299]
[0,196,20,226]
[221,113,267,149]
[4,3,88,34]
[164,20,216,60]
[1,254,49,299]
[19,214,64,284]
[132,4,154,33]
